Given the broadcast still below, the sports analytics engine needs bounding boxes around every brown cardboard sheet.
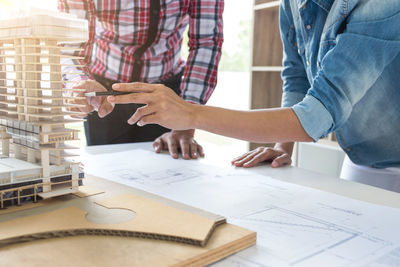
[0,175,256,266]
[0,194,218,247]
[73,185,105,198]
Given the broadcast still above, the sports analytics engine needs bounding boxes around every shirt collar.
[297,0,335,12]
[311,0,335,12]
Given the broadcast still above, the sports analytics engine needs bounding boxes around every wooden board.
[0,223,256,267]
[0,175,256,266]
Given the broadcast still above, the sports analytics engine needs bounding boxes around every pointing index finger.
[112,82,156,93]
[107,92,152,105]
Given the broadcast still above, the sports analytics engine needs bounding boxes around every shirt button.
[346,148,351,152]
[306,60,310,66]
[306,25,311,30]
[152,9,159,15]
[297,49,301,54]
[317,61,321,68]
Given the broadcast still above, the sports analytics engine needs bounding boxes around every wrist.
[274,142,295,155]
[171,129,195,136]
[189,103,203,130]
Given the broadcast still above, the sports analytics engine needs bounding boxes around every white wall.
[297,142,345,178]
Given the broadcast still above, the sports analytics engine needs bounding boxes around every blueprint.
[82,149,400,267]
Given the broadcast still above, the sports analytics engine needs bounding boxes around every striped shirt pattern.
[58,0,224,104]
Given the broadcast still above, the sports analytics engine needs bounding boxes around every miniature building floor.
[0,155,81,195]
[0,175,256,266]
[0,157,42,176]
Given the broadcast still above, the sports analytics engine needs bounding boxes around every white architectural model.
[0,10,88,207]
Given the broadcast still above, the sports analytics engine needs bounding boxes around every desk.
[82,142,400,209]
[82,142,400,266]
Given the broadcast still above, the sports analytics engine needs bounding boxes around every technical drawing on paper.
[109,168,203,186]
[229,206,395,267]
[82,148,400,267]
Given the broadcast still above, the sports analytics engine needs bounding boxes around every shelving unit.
[250,0,282,150]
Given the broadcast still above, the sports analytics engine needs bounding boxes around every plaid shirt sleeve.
[57,0,96,86]
[182,0,224,104]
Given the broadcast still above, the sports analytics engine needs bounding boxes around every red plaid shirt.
[58,0,224,104]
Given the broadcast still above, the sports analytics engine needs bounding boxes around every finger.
[138,113,160,127]
[232,150,260,167]
[232,147,266,166]
[153,137,164,153]
[158,135,169,150]
[73,92,95,115]
[71,111,90,119]
[112,82,156,93]
[179,138,190,160]
[69,110,89,118]
[98,98,114,118]
[71,114,87,119]
[271,154,292,168]
[197,143,205,157]
[74,91,89,105]
[68,106,88,116]
[167,139,179,159]
[242,149,278,168]
[189,143,198,159]
[107,93,150,105]
[231,151,253,164]
[86,95,103,109]
[77,101,94,115]
[68,107,81,113]
[82,104,95,114]
[128,105,155,125]
[71,84,87,92]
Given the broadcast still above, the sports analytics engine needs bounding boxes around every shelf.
[254,1,280,10]
[252,6,282,66]
[252,66,283,72]
[251,72,282,109]
[249,0,283,151]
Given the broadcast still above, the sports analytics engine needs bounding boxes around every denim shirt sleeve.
[279,1,310,108]
[293,5,400,141]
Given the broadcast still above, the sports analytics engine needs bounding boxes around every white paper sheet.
[82,149,400,267]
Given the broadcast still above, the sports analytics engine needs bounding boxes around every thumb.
[271,154,292,168]
[98,100,114,118]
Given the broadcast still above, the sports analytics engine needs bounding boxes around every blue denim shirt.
[280,0,400,168]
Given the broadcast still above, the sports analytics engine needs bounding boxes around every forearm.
[109,83,311,143]
[191,105,312,143]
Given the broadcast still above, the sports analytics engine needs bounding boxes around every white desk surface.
[82,142,400,209]
[82,142,400,267]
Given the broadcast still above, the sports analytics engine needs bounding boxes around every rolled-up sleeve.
[182,0,224,105]
[292,95,334,141]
